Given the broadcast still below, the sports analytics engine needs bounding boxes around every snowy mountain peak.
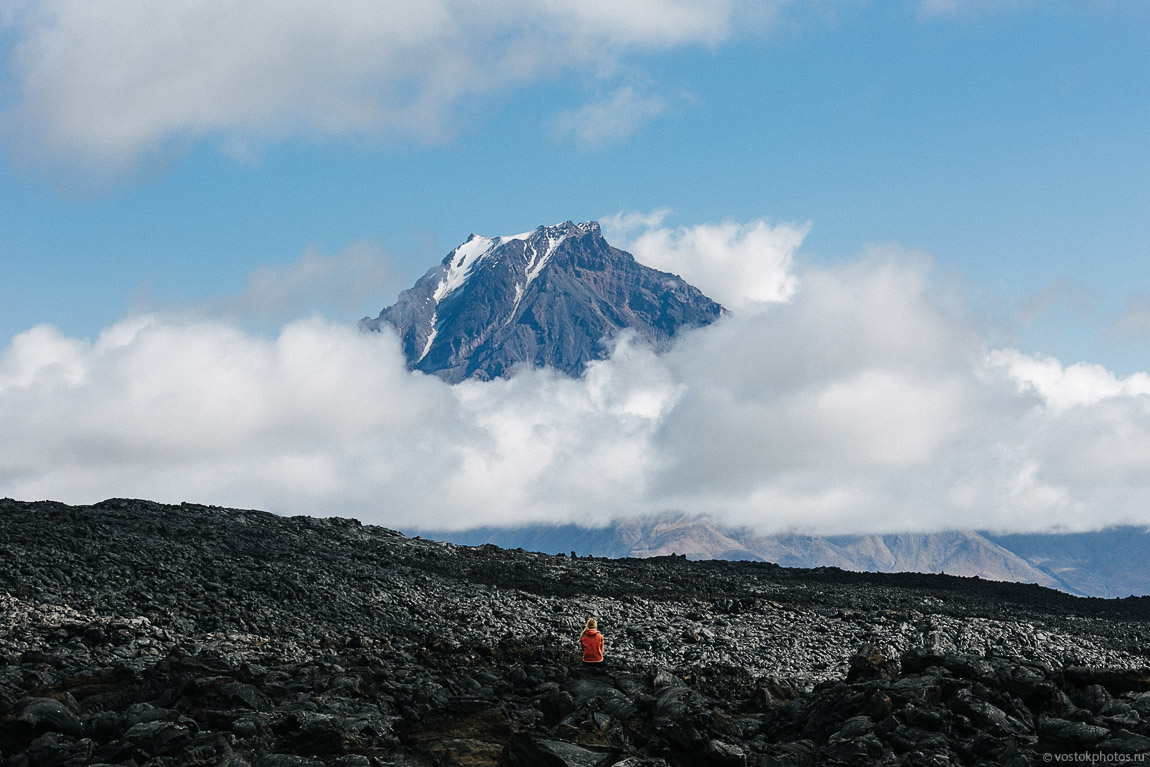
[430,222,599,305]
[361,220,721,383]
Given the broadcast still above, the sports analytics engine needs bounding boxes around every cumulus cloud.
[4,224,1150,536]
[603,209,805,307]
[987,349,1150,411]
[0,0,765,179]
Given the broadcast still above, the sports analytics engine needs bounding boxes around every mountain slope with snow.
[361,221,723,383]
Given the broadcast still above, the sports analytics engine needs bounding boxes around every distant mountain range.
[419,516,1150,599]
[361,220,722,382]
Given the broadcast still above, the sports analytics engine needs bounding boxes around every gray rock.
[24,732,94,767]
[254,756,324,767]
[499,733,620,767]
[1073,683,1112,712]
[846,644,900,682]
[15,698,83,738]
[1038,715,1112,746]
[1098,731,1150,754]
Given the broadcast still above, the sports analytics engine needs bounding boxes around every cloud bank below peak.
[3,215,1149,536]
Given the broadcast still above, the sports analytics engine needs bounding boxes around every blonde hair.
[581,617,597,636]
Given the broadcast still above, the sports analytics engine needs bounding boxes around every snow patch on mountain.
[432,226,568,308]
[418,311,438,362]
[525,233,566,285]
[434,235,494,302]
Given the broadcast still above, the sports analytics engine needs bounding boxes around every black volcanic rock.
[360,221,723,383]
[2,497,1150,765]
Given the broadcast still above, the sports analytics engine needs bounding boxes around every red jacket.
[580,629,604,663]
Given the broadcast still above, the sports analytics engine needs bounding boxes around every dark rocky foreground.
[2,499,1149,766]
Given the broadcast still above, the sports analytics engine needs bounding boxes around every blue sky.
[1,1,1149,532]
[2,0,1147,371]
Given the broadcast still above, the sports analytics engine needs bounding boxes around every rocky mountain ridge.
[2,497,1150,765]
[360,221,722,382]
[427,516,1150,599]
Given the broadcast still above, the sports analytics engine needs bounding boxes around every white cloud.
[917,0,1037,19]
[987,348,1150,411]
[647,248,983,519]
[4,226,1150,536]
[552,86,669,148]
[602,208,674,234]
[0,0,765,179]
[602,210,806,307]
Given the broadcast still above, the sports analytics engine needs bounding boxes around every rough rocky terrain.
[2,498,1149,766]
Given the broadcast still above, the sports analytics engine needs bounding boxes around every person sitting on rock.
[579,618,605,670]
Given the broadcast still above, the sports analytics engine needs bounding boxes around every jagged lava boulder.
[360,221,723,383]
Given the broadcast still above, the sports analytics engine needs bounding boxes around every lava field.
[2,498,1149,766]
